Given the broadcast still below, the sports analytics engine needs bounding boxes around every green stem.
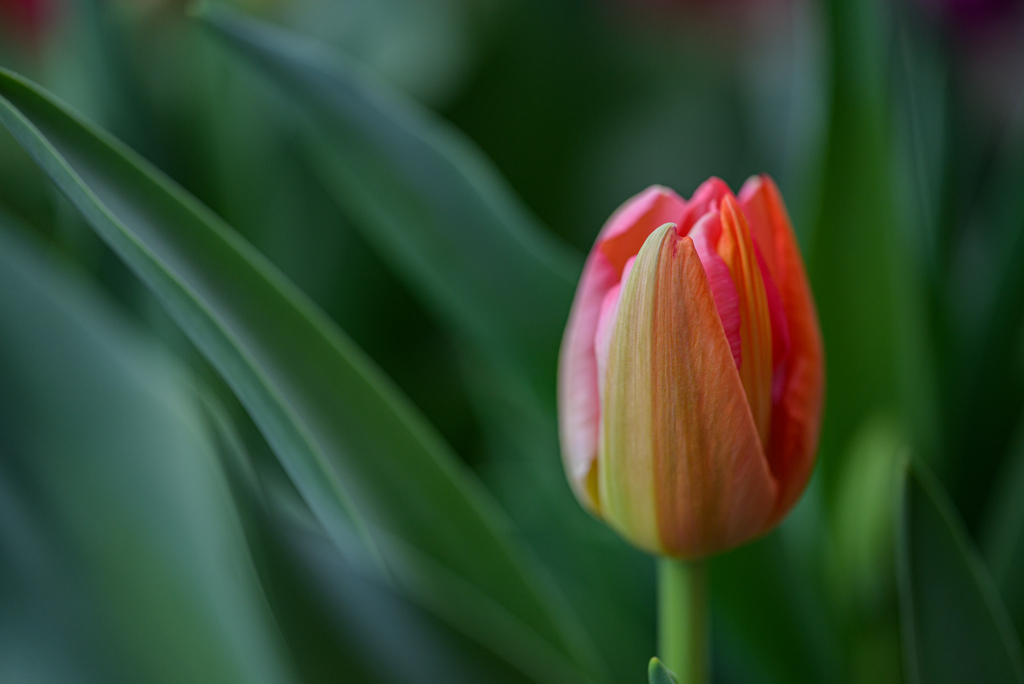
[657,557,709,684]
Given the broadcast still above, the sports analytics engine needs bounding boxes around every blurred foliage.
[1,0,1023,682]
[0,214,294,684]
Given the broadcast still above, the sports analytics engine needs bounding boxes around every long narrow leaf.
[195,3,582,396]
[981,428,1024,635]
[205,395,539,684]
[0,67,600,684]
[897,460,1024,684]
[0,218,294,684]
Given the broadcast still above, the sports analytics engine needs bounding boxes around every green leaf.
[980,422,1024,635]
[828,414,905,616]
[465,365,657,684]
[205,395,539,684]
[0,67,600,684]
[711,530,839,684]
[0,216,294,684]
[647,658,679,684]
[263,481,551,684]
[808,0,906,495]
[194,3,582,396]
[934,30,1024,526]
[897,459,1024,684]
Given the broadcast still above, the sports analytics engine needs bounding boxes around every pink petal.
[595,256,635,415]
[594,282,622,407]
[688,210,742,370]
[598,186,687,276]
[677,177,733,234]
[738,175,778,278]
[755,243,792,403]
[558,249,618,509]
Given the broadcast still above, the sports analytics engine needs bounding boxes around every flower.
[558,175,823,558]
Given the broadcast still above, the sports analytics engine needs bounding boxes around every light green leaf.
[647,658,679,684]
[0,67,600,684]
[0,216,294,684]
[195,3,582,396]
[897,459,1024,684]
[828,414,905,617]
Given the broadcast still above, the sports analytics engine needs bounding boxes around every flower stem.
[657,557,709,684]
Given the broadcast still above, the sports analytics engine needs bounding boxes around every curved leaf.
[195,3,582,396]
[897,459,1024,684]
[0,67,600,684]
[647,658,679,684]
[0,217,294,684]
[206,395,540,684]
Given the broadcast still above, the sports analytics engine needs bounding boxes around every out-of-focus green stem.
[657,557,708,684]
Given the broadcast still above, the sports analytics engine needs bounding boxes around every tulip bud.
[558,176,823,558]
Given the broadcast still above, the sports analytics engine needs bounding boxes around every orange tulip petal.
[689,210,742,368]
[600,224,777,557]
[599,227,666,551]
[756,244,791,386]
[717,195,775,451]
[652,232,778,557]
[739,175,824,523]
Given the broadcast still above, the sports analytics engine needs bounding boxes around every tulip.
[558,175,823,559]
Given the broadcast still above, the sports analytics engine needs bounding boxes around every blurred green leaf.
[822,415,906,684]
[205,395,538,684]
[828,414,905,618]
[283,0,480,107]
[647,658,679,684]
[0,67,601,684]
[980,420,1024,636]
[195,3,582,398]
[809,0,905,490]
[711,530,838,684]
[464,364,655,684]
[896,459,1024,684]
[889,17,945,466]
[0,216,294,684]
[259,481,548,684]
[190,10,633,675]
[942,116,1024,527]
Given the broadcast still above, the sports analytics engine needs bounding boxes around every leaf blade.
[980,424,1024,635]
[0,66,599,684]
[897,459,1024,684]
[647,658,679,684]
[0,216,295,684]
[195,3,582,394]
